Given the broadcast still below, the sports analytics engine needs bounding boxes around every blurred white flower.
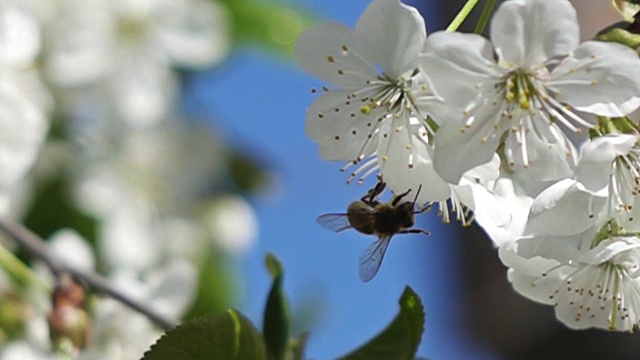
[44,0,230,127]
[82,259,197,360]
[0,5,50,213]
[203,195,258,254]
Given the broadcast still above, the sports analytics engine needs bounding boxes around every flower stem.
[0,242,48,289]
[474,0,496,34]
[446,0,479,32]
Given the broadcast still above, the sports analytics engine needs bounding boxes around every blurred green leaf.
[338,286,425,360]
[184,251,233,319]
[290,331,311,360]
[22,176,98,250]
[220,0,313,55]
[142,310,268,360]
[227,148,271,195]
[263,253,291,360]
[596,25,640,49]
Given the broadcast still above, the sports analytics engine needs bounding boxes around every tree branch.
[0,218,176,330]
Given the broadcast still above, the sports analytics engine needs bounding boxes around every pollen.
[360,105,371,115]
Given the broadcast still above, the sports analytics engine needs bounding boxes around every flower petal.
[295,22,377,88]
[474,176,532,247]
[0,7,41,68]
[577,236,640,266]
[503,122,575,182]
[0,80,48,189]
[575,134,637,192]
[353,0,425,78]
[549,41,640,117]
[527,179,604,236]
[421,31,500,111]
[111,56,177,127]
[44,0,113,86]
[305,90,382,161]
[432,104,503,184]
[377,116,450,202]
[155,0,230,68]
[490,0,579,67]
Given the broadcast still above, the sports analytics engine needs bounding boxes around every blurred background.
[1,0,639,359]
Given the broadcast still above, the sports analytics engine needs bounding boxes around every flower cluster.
[0,1,258,359]
[297,0,640,332]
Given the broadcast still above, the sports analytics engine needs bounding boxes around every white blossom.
[0,4,50,213]
[44,0,230,127]
[421,0,640,184]
[507,233,640,332]
[296,0,448,203]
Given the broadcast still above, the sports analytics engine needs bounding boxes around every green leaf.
[184,250,233,319]
[262,253,291,360]
[338,286,425,360]
[290,332,311,360]
[596,25,640,49]
[142,309,268,360]
[220,0,313,56]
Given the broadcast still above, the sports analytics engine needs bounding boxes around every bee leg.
[414,202,434,214]
[362,181,386,205]
[391,188,412,206]
[400,229,430,236]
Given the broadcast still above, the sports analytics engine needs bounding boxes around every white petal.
[155,0,230,68]
[490,0,579,67]
[377,117,450,202]
[503,122,574,182]
[305,90,381,161]
[549,41,640,117]
[421,31,500,110]
[99,202,159,272]
[203,195,258,254]
[471,176,532,247]
[353,0,425,78]
[145,259,197,321]
[0,80,48,189]
[48,229,95,271]
[462,155,500,185]
[575,134,637,192]
[44,0,113,86]
[577,237,640,266]
[507,263,570,305]
[453,180,513,247]
[527,179,603,236]
[110,57,177,127]
[295,22,377,88]
[432,104,503,184]
[0,7,41,68]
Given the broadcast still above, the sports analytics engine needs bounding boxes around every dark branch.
[0,218,176,330]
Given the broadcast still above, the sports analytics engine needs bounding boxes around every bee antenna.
[412,185,422,205]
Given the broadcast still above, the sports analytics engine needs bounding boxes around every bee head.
[396,202,415,227]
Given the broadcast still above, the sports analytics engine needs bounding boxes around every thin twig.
[0,218,176,330]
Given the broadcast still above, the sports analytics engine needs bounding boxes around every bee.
[316,181,429,282]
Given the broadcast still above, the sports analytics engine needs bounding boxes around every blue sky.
[193,1,501,359]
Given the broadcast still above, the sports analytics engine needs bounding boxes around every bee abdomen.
[347,201,376,235]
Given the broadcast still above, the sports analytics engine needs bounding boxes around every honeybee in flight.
[316,181,429,282]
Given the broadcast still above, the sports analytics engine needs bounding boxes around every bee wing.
[358,235,392,282]
[316,213,352,233]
